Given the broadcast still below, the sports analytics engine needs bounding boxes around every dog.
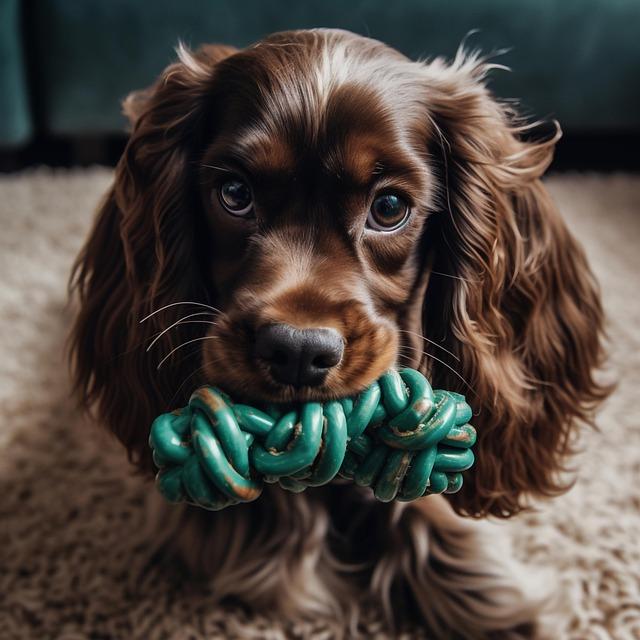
[69,29,608,638]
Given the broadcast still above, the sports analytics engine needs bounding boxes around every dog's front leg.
[368,495,562,639]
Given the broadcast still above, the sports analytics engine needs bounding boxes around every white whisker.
[147,312,216,352]
[397,329,460,361]
[140,301,220,323]
[397,346,477,395]
[201,163,233,173]
[171,320,219,328]
[430,270,481,284]
[156,336,219,370]
[169,361,216,407]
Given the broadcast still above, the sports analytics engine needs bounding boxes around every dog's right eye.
[218,179,253,217]
[366,193,410,232]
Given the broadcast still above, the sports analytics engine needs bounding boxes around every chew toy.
[149,368,476,510]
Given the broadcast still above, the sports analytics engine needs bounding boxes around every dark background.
[1,0,639,172]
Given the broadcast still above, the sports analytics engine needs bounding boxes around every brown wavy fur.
[417,54,610,516]
[68,29,609,636]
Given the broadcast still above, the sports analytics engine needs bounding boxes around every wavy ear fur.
[69,44,237,473]
[418,52,610,517]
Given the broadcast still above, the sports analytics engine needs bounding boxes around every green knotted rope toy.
[149,368,476,510]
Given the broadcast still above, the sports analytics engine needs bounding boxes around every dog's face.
[198,34,436,402]
[70,29,608,517]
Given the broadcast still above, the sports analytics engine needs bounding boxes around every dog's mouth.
[232,382,351,406]
[201,314,399,405]
[203,346,376,406]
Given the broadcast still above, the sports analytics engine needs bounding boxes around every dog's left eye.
[366,193,410,232]
[218,179,253,217]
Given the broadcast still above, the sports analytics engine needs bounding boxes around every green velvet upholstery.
[0,0,32,146]
[2,0,640,146]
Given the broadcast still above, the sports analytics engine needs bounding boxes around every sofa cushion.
[28,0,640,136]
[0,0,33,147]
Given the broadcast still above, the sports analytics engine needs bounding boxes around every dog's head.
[70,29,608,516]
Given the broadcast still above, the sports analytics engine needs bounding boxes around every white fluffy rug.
[0,168,638,639]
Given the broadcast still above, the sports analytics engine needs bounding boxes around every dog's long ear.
[122,43,238,126]
[69,43,237,473]
[418,52,610,517]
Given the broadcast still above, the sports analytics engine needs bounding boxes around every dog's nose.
[255,323,344,387]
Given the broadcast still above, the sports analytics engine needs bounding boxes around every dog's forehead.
[230,101,399,185]
[214,34,426,182]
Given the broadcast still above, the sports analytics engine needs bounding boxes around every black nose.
[255,323,344,388]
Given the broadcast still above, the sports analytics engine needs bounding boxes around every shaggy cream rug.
[0,168,638,639]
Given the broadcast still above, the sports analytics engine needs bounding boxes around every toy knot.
[149,368,476,510]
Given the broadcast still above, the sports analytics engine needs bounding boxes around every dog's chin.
[239,385,343,405]
[202,360,385,406]
[203,375,363,406]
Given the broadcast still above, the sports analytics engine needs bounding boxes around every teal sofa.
[2,0,639,147]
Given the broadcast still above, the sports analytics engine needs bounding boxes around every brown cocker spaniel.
[69,29,608,639]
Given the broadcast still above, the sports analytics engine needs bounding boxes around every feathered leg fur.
[146,487,560,638]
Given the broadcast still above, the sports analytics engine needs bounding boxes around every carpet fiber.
[0,168,638,639]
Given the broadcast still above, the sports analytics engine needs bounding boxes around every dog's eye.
[218,179,253,216]
[367,194,410,232]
